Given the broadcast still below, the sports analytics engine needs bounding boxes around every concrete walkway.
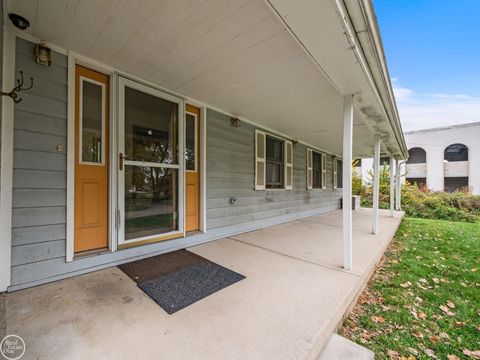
[4,209,402,360]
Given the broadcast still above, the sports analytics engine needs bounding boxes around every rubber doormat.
[119,250,245,314]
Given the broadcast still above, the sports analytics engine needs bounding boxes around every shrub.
[352,166,480,222]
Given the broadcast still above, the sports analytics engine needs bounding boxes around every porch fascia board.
[264,0,407,159]
[346,0,408,159]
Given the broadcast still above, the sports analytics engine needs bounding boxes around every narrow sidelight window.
[79,78,105,164]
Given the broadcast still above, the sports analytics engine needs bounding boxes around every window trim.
[255,131,293,191]
[333,157,343,189]
[311,149,325,189]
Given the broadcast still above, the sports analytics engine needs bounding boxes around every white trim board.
[0,30,15,291]
[186,102,208,233]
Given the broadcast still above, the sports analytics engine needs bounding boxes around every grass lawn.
[340,217,480,360]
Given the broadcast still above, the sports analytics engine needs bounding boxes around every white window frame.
[333,156,338,189]
[322,153,327,189]
[261,132,293,191]
[333,157,343,189]
[309,149,326,190]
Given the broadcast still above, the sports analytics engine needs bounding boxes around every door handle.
[119,153,125,171]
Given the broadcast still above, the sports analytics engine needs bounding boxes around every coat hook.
[0,71,34,104]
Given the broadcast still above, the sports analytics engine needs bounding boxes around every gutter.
[333,0,408,159]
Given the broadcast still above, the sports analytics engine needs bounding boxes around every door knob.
[119,153,125,171]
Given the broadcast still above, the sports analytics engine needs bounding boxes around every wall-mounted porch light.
[230,117,241,128]
[34,41,52,66]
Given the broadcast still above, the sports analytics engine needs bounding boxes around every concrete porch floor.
[3,209,402,360]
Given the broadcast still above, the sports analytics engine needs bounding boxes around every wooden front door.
[74,65,109,253]
[185,104,201,232]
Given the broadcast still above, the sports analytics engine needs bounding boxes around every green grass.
[125,213,173,234]
[340,218,480,359]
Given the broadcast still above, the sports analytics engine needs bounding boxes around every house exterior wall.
[405,124,480,194]
[359,123,480,194]
[206,110,341,229]
[8,38,342,290]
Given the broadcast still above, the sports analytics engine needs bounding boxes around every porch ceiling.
[6,0,404,158]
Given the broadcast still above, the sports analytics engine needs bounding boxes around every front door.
[117,77,184,246]
[185,105,201,232]
[74,65,109,253]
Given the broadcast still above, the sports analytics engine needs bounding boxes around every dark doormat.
[118,250,245,314]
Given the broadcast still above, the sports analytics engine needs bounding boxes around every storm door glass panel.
[124,166,178,240]
[185,113,196,171]
[124,86,178,164]
[123,86,179,240]
[81,80,104,163]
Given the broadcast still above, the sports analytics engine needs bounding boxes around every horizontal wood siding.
[11,38,68,282]
[206,109,342,230]
[9,39,342,290]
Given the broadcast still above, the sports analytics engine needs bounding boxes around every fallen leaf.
[439,332,450,339]
[408,348,419,356]
[400,281,412,288]
[471,268,478,272]
[418,311,427,320]
[371,315,385,323]
[425,348,437,358]
[447,300,456,309]
[462,349,480,359]
[387,349,400,359]
[429,335,440,343]
[439,305,456,316]
[447,355,460,360]
[412,330,424,338]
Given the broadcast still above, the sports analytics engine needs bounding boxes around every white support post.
[395,161,402,210]
[342,95,353,270]
[390,157,395,217]
[372,137,381,234]
[0,30,15,292]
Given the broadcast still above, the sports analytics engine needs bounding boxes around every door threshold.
[74,248,109,260]
[186,231,201,237]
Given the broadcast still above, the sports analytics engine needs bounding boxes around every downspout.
[396,160,406,210]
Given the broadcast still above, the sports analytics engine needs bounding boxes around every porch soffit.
[7,0,400,158]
